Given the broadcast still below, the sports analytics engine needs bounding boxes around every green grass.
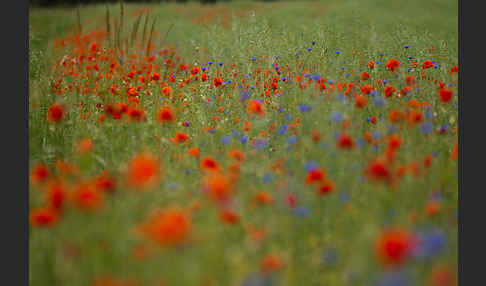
[29,1,458,285]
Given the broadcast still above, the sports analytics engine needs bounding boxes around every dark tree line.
[30,0,277,7]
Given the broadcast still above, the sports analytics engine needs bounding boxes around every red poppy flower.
[337,134,355,149]
[200,157,220,172]
[72,182,104,211]
[137,207,191,247]
[422,60,434,70]
[247,100,264,115]
[213,77,223,87]
[260,254,284,274]
[366,159,392,184]
[386,59,399,72]
[30,207,58,227]
[316,179,336,196]
[305,168,326,185]
[438,88,453,103]
[375,228,415,267]
[355,95,368,108]
[31,164,50,185]
[219,209,239,225]
[361,72,370,81]
[157,106,175,123]
[384,85,396,98]
[126,153,160,189]
[47,103,65,123]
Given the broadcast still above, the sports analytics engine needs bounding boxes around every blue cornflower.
[254,139,268,150]
[281,76,287,81]
[278,125,288,135]
[262,173,273,184]
[241,274,271,286]
[374,96,385,107]
[415,229,446,259]
[305,161,319,171]
[240,91,250,101]
[404,45,410,49]
[439,124,449,133]
[379,53,385,57]
[294,206,310,217]
[323,248,339,266]
[430,191,442,202]
[339,192,349,203]
[335,50,341,54]
[240,136,248,144]
[221,136,231,145]
[168,182,178,190]
[232,129,240,137]
[285,114,292,121]
[307,48,312,52]
[278,107,284,113]
[356,138,365,148]
[273,66,280,70]
[374,271,412,286]
[201,66,207,72]
[208,61,213,65]
[338,94,347,103]
[218,62,224,66]
[287,136,298,144]
[298,104,312,112]
[251,56,257,61]
[312,41,316,45]
[421,122,433,135]
[331,111,342,122]
[209,129,216,134]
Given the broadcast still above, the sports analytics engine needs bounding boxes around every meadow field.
[29,1,458,285]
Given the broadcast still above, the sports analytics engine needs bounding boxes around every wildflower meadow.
[29,1,458,285]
